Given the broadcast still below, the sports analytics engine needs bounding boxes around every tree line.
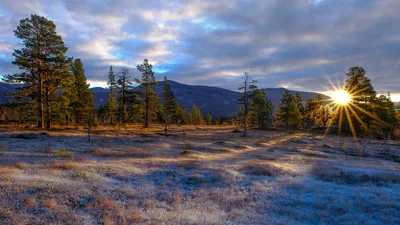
[0,15,228,132]
[1,15,399,138]
[237,67,399,138]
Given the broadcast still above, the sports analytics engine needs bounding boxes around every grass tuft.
[43,199,57,209]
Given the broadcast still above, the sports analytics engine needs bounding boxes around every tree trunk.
[45,88,51,129]
[122,83,126,124]
[37,75,44,128]
[243,112,247,137]
[145,84,149,128]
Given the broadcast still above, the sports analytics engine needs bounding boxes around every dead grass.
[15,161,25,169]
[312,164,400,185]
[0,126,399,224]
[0,166,15,181]
[25,196,36,208]
[43,198,57,209]
[47,161,78,170]
[241,160,290,176]
[126,211,142,223]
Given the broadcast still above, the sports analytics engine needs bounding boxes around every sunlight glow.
[332,90,351,105]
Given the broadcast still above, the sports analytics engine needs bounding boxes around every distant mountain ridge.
[0,81,329,116]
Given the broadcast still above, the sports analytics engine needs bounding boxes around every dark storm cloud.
[1,0,400,100]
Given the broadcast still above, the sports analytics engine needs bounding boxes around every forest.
[1,15,399,140]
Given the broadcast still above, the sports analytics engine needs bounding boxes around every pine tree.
[205,113,212,125]
[288,100,303,133]
[161,76,176,134]
[106,66,118,125]
[117,67,132,124]
[136,59,159,127]
[126,93,144,124]
[69,58,94,125]
[374,94,397,134]
[276,90,294,127]
[344,67,376,135]
[190,105,204,125]
[237,72,257,137]
[250,89,268,128]
[3,15,72,129]
[174,103,189,125]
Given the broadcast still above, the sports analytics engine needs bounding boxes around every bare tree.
[237,72,257,137]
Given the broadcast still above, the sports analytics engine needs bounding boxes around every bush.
[53,147,74,162]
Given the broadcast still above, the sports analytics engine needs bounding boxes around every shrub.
[25,196,36,207]
[15,162,25,169]
[43,199,57,209]
[53,147,74,161]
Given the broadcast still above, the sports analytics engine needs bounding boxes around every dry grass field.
[0,125,399,224]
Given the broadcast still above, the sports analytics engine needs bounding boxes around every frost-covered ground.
[0,125,399,225]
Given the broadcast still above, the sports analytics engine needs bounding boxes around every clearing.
[0,126,399,224]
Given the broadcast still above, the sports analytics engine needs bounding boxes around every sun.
[332,90,351,105]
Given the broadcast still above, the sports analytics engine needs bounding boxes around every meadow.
[0,126,399,224]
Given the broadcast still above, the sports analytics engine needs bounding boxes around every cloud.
[1,0,400,100]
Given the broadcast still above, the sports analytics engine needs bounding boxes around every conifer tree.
[69,58,94,125]
[304,94,323,128]
[215,116,221,126]
[173,103,188,125]
[288,100,303,133]
[294,92,304,128]
[276,90,294,127]
[126,92,144,123]
[344,67,376,134]
[190,105,204,125]
[161,76,176,134]
[205,113,212,125]
[3,14,72,129]
[374,94,397,133]
[136,59,159,127]
[237,72,257,137]
[117,67,132,124]
[250,89,268,128]
[106,66,118,125]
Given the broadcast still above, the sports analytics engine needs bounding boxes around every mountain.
[1,81,329,116]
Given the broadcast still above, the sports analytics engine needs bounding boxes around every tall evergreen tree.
[117,67,132,124]
[276,90,294,127]
[106,66,118,125]
[174,103,189,125]
[69,58,94,125]
[288,100,303,133]
[205,113,212,125]
[136,59,159,127]
[237,72,257,137]
[161,76,176,134]
[126,92,144,123]
[190,105,204,125]
[374,94,397,133]
[344,66,376,135]
[304,94,324,128]
[250,89,268,128]
[2,14,72,129]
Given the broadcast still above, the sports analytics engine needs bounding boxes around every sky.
[0,0,400,101]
